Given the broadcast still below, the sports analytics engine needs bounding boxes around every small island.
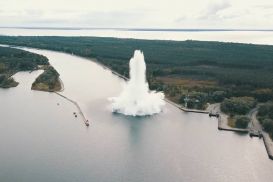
[31,65,62,92]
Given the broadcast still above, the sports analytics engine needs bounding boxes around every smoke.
[110,50,165,116]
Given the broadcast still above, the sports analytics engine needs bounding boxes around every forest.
[0,46,49,88]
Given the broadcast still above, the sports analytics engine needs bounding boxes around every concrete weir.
[164,99,209,114]
[54,92,90,127]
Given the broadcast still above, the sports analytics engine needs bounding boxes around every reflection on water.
[0,47,272,182]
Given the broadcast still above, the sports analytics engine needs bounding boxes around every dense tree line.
[0,46,49,88]
[0,36,272,88]
[221,97,256,115]
[0,46,48,72]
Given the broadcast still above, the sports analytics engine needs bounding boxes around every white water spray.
[110,50,165,116]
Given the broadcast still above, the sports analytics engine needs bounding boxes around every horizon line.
[0,26,273,32]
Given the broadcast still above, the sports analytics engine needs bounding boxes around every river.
[0,47,272,182]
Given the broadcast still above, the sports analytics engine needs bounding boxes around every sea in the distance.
[1,27,273,45]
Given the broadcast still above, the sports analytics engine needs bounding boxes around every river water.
[0,47,272,182]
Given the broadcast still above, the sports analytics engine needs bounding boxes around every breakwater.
[54,92,89,127]
[263,132,273,160]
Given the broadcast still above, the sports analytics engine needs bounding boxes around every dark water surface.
[0,48,272,182]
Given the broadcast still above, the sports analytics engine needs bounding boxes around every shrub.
[252,89,273,102]
[211,91,226,102]
[221,97,256,115]
[235,115,250,129]
[262,119,273,134]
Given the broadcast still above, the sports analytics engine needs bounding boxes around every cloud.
[0,0,273,29]
[255,5,273,10]
[175,16,187,23]
[0,9,148,27]
[197,0,231,20]
[76,11,145,27]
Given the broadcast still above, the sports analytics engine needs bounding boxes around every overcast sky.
[0,0,273,29]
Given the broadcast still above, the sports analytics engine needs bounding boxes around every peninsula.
[0,46,61,91]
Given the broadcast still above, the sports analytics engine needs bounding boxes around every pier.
[179,107,209,114]
[54,92,90,127]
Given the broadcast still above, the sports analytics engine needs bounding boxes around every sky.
[0,0,273,29]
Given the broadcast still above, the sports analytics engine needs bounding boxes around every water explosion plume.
[110,50,165,116]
